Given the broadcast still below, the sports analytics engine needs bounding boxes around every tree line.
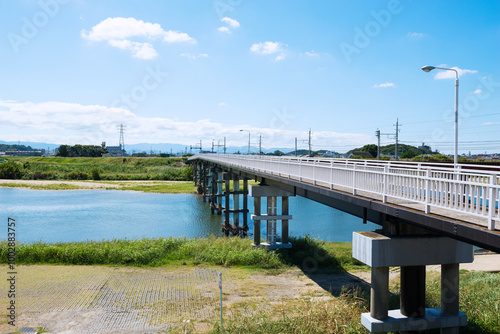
[56,145,108,157]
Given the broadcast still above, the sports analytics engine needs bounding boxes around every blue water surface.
[1,188,377,243]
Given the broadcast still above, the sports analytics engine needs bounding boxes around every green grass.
[0,236,366,272]
[3,156,193,181]
[0,182,82,190]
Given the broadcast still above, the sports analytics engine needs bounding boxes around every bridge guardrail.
[190,154,500,230]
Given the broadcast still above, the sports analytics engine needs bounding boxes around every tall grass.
[0,236,366,271]
[4,156,193,181]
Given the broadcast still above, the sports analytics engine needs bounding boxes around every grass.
[0,236,366,272]
[0,236,498,333]
[210,289,369,334]
[3,156,193,181]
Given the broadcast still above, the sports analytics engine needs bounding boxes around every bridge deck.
[189,154,500,253]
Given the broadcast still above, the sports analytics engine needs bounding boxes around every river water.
[1,188,378,244]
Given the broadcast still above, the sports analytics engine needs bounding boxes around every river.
[1,188,378,243]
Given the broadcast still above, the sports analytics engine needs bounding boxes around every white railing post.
[353,164,357,195]
[382,165,388,203]
[313,160,317,185]
[488,174,497,230]
[330,160,334,189]
[425,169,431,214]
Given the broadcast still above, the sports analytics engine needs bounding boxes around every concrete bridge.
[188,154,500,333]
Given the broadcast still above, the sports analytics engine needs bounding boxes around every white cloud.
[305,51,319,57]
[250,41,282,55]
[469,89,483,95]
[221,17,240,28]
[218,17,240,33]
[482,122,500,126]
[407,32,425,39]
[218,102,226,107]
[179,53,209,60]
[81,17,195,59]
[373,82,395,88]
[0,99,371,150]
[250,41,286,61]
[433,67,478,79]
[108,39,158,59]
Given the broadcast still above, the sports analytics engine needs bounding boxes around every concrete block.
[361,308,467,333]
[353,231,473,267]
[249,185,294,198]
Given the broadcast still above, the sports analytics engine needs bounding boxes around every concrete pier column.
[223,173,230,236]
[253,196,261,245]
[441,263,460,334]
[233,175,240,231]
[250,184,294,249]
[282,196,289,244]
[266,196,277,244]
[371,266,389,320]
[217,171,223,215]
[400,265,426,334]
[242,178,248,236]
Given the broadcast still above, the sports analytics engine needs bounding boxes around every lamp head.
[422,65,435,73]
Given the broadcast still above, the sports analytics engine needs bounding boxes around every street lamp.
[239,129,250,155]
[422,65,459,167]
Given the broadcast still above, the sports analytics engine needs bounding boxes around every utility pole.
[211,140,215,153]
[394,119,401,161]
[117,123,126,156]
[308,129,312,157]
[375,129,381,160]
[295,137,298,157]
[377,120,401,160]
[223,137,226,154]
[259,134,262,155]
[190,140,202,154]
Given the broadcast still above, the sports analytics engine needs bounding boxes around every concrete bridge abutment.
[353,220,473,333]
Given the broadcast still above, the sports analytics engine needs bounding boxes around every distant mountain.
[0,140,60,151]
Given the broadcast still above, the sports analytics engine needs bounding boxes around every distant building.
[4,150,45,156]
[104,144,127,157]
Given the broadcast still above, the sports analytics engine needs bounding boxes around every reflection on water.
[2,188,377,243]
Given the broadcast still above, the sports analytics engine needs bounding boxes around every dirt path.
[0,265,366,334]
[0,179,189,191]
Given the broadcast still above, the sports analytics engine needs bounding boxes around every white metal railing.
[190,154,500,230]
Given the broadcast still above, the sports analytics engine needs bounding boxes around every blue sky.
[1,0,499,154]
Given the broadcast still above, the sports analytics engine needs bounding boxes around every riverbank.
[0,179,197,193]
[1,237,499,333]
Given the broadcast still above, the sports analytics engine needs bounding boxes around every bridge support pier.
[250,184,294,249]
[222,173,249,236]
[353,228,473,333]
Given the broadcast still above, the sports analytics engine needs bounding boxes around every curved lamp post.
[239,129,250,155]
[422,65,459,167]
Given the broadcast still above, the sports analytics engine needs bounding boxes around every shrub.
[0,161,22,179]
[65,171,88,180]
[91,167,100,180]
